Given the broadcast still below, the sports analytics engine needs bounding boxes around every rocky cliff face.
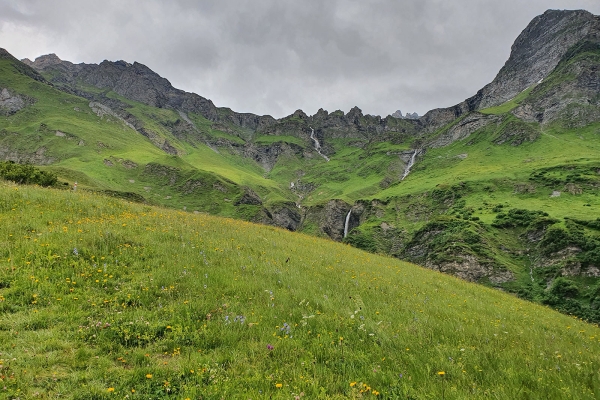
[513,39,600,126]
[23,54,274,131]
[420,9,600,131]
[20,10,600,150]
[0,88,30,116]
[25,53,424,149]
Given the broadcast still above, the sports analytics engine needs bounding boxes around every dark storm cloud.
[1,0,600,118]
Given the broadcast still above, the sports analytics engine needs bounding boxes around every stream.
[401,149,420,180]
[310,128,330,161]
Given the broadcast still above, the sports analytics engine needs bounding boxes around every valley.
[0,7,600,398]
[4,9,599,323]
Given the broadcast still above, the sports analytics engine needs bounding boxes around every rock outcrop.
[23,54,276,131]
[0,88,30,115]
[420,9,600,131]
[429,113,500,148]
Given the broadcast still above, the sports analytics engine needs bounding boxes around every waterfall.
[343,210,352,238]
[401,149,420,180]
[310,128,330,161]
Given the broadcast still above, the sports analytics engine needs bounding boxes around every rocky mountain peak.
[0,48,16,59]
[420,9,599,131]
[23,53,65,69]
[345,106,363,121]
[484,9,598,109]
[391,110,403,118]
[292,109,308,119]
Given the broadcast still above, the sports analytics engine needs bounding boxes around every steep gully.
[401,149,420,180]
[310,128,330,162]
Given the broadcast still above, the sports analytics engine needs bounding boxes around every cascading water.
[401,149,420,180]
[343,210,352,238]
[310,128,330,161]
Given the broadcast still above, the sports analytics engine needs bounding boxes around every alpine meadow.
[1,7,600,400]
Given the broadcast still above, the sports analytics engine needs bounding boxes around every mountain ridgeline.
[2,9,600,321]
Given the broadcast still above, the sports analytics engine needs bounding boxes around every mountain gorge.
[2,9,600,321]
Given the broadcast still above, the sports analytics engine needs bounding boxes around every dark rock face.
[24,54,276,131]
[429,113,500,148]
[0,88,28,115]
[258,105,419,145]
[235,188,263,206]
[320,200,352,241]
[243,142,304,172]
[513,40,600,126]
[269,205,302,231]
[420,10,600,131]
[0,145,55,165]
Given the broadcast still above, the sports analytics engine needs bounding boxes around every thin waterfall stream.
[310,128,330,161]
[343,210,351,238]
[401,149,420,180]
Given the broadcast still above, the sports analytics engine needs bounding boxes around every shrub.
[0,161,57,186]
[491,208,550,228]
[548,277,580,298]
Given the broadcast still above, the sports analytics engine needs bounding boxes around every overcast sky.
[1,1,599,118]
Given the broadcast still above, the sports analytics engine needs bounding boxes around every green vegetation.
[0,161,58,187]
[480,85,535,115]
[1,182,600,398]
[1,38,599,330]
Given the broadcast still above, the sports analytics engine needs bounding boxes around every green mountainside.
[1,9,600,323]
[1,182,599,398]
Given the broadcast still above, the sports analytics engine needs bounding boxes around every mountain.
[1,9,600,321]
[391,110,419,119]
[419,9,600,130]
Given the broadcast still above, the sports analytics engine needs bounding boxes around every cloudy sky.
[1,1,599,118]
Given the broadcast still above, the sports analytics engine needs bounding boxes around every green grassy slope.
[1,182,600,399]
[2,45,599,322]
[0,57,293,215]
[323,46,600,321]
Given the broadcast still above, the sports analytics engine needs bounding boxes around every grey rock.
[426,255,514,284]
[320,200,352,241]
[24,53,277,131]
[420,10,599,131]
[0,88,25,115]
[269,205,302,231]
[0,145,55,165]
[243,142,304,172]
[429,113,499,148]
[235,188,263,206]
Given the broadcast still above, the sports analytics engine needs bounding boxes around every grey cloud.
[1,0,600,118]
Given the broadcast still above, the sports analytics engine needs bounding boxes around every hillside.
[1,182,600,398]
[0,9,599,322]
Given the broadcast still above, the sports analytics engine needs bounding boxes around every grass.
[479,85,536,115]
[1,182,600,398]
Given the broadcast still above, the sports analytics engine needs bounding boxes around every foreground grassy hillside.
[1,182,599,399]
